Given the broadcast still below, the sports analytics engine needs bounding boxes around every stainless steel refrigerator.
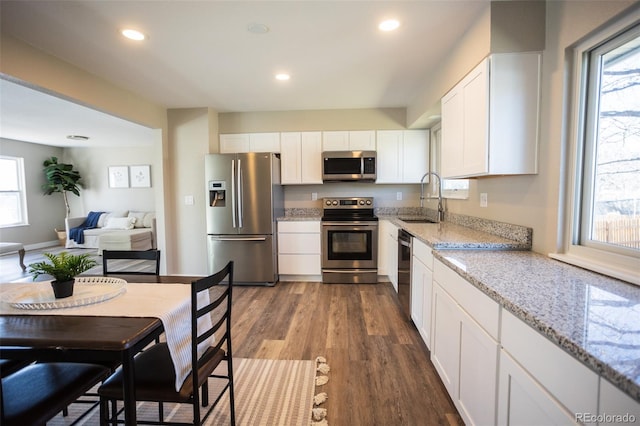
[205,152,284,285]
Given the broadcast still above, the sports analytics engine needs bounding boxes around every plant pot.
[51,279,74,299]
[55,228,67,247]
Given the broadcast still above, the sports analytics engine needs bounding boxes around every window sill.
[549,252,639,286]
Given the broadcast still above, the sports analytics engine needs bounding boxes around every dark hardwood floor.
[231,281,463,426]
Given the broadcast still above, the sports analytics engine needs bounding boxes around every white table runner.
[0,282,211,391]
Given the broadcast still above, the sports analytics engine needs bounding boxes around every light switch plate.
[480,193,488,207]
[185,195,194,205]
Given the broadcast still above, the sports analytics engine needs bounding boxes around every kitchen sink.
[399,218,437,224]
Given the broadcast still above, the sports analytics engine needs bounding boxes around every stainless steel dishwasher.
[397,229,412,320]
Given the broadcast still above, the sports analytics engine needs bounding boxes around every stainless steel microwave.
[322,151,376,182]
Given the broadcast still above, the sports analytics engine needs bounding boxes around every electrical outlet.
[480,193,488,207]
[185,195,194,206]
[311,192,318,201]
[396,192,403,201]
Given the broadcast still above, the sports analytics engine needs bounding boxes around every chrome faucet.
[420,172,445,222]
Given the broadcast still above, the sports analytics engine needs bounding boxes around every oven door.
[321,221,378,270]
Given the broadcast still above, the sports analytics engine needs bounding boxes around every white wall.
[167,108,218,275]
[64,146,158,215]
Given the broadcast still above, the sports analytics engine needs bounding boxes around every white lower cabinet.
[431,282,461,397]
[411,238,433,349]
[277,221,321,278]
[598,379,640,426]
[432,260,500,426]
[431,281,499,426]
[499,309,599,425]
[430,259,636,426]
[378,220,399,290]
[498,349,577,425]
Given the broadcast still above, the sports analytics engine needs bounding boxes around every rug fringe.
[312,356,330,425]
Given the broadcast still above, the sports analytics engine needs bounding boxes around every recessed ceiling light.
[67,135,90,141]
[275,73,290,81]
[379,19,400,32]
[121,28,146,41]
[247,23,269,34]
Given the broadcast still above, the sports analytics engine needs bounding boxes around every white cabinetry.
[440,52,541,178]
[411,238,433,348]
[376,130,429,183]
[431,259,500,426]
[498,349,577,425]
[322,130,376,151]
[277,221,321,279]
[220,133,280,153]
[280,132,323,184]
[498,309,599,425]
[378,220,399,290]
[598,379,640,426]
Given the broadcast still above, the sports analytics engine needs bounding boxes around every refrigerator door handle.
[209,236,268,242]
[231,159,237,228]
[237,158,243,228]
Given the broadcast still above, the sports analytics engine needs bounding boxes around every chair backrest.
[190,261,233,411]
[102,249,161,275]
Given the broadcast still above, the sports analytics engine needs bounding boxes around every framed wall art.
[130,165,151,188]
[108,166,129,188]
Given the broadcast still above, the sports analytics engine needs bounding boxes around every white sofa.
[65,211,156,253]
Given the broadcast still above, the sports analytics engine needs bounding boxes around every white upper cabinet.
[220,132,280,153]
[376,130,429,183]
[220,134,250,153]
[441,52,541,178]
[322,130,376,151]
[280,132,323,185]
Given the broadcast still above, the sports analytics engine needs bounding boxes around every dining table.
[0,274,204,426]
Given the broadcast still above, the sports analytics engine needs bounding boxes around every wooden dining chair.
[98,261,236,426]
[1,362,110,426]
[102,249,161,275]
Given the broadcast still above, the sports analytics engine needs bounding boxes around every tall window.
[0,156,28,227]
[556,13,639,285]
[581,26,640,254]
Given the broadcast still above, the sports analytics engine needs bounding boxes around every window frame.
[0,155,29,228]
[552,9,640,286]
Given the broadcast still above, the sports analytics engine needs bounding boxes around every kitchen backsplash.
[282,207,532,246]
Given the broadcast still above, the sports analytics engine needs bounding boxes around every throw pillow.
[128,211,147,228]
[103,216,136,230]
[142,212,156,228]
[97,213,110,228]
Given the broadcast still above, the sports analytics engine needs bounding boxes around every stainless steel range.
[321,197,378,284]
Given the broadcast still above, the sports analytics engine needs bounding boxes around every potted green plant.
[42,156,83,245]
[28,252,98,298]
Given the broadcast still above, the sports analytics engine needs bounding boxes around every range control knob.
[332,200,338,206]
[366,199,372,205]
[325,200,332,206]
[359,200,365,205]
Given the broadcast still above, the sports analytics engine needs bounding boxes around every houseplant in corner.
[28,252,97,298]
[41,156,83,245]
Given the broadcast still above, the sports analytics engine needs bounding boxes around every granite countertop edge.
[432,250,640,403]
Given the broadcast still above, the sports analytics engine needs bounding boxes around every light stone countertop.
[382,216,531,250]
[432,249,640,402]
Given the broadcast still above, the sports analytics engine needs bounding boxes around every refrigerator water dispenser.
[208,180,226,207]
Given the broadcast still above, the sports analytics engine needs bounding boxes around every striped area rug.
[49,358,319,426]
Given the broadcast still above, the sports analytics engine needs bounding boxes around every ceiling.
[0,0,488,147]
